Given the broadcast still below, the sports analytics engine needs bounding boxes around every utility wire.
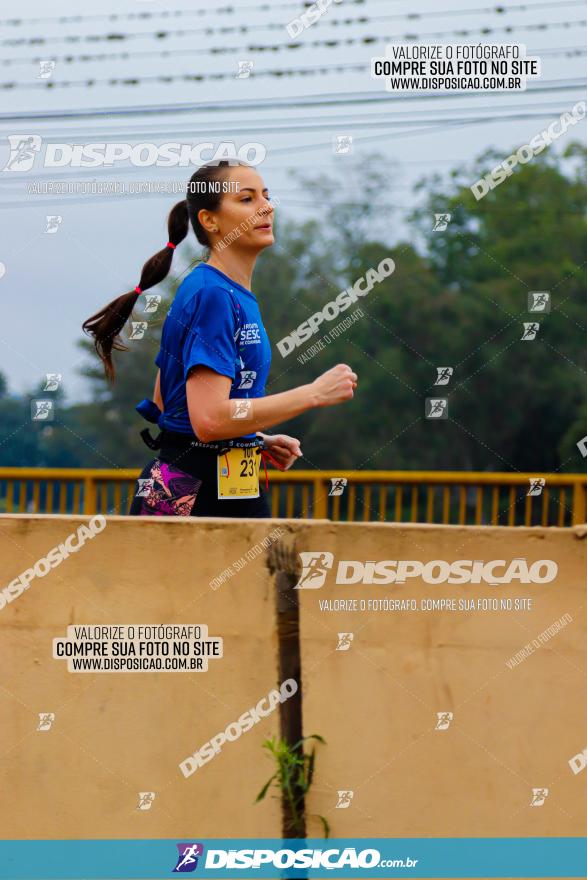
[0,111,576,208]
[1,78,585,122]
[2,0,580,27]
[0,98,579,159]
[2,0,586,54]
[0,0,367,27]
[3,33,587,90]
[3,12,587,49]
[0,41,584,67]
[0,97,574,145]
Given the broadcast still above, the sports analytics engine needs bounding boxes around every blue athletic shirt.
[153,262,272,443]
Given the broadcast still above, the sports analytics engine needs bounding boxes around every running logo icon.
[31,400,54,421]
[334,135,353,155]
[37,60,56,80]
[527,478,545,496]
[236,60,254,78]
[130,322,148,340]
[45,216,62,234]
[336,632,354,651]
[435,712,454,731]
[137,792,155,810]
[528,291,550,313]
[425,398,448,419]
[44,373,62,391]
[144,294,162,314]
[530,788,549,807]
[37,713,55,731]
[521,322,539,341]
[434,367,453,386]
[294,552,334,589]
[173,843,204,873]
[231,400,252,419]
[136,478,154,498]
[3,135,42,172]
[237,367,256,390]
[433,213,451,231]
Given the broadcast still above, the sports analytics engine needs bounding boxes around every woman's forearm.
[199,383,318,442]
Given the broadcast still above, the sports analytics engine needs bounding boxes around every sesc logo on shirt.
[240,322,261,345]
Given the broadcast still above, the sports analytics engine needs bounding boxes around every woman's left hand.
[260,433,303,470]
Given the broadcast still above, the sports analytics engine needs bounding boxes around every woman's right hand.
[310,363,358,408]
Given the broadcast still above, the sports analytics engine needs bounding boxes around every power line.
[2,41,583,67]
[3,31,587,90]
[3,104,580,177]
[3,11,587,49]
[0,111,577,208]
[540,43,587,55]
[0,0,572,27]
[3,61,587,93]
[1,78,585,122]
[2,0,586,57]
[2,61,368,91]
[0,122,485,208]
[0,97,574,148]
[171,113,587,156]
[0,37,587,67]
[0,113,567,185]
[0,0,369,27]
[0,13,370,47]
[3,29,587,72]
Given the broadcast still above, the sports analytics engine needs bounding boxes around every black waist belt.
[140,427,264,454]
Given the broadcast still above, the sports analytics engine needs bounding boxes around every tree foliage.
[2,145,586,474]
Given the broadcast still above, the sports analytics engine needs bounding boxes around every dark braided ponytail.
[82,159,249,382]
[82,199,188,382]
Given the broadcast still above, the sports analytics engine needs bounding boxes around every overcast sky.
[1,0,585,401]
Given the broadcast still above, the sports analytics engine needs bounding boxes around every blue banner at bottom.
[0,837,584,879]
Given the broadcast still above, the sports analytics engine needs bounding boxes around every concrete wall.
[0,514,284,839]
[1,513,586,877]
[297,523,587,842]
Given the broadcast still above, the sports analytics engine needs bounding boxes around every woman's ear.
[197,209,217,236]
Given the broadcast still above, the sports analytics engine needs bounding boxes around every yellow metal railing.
[0,468,586,526]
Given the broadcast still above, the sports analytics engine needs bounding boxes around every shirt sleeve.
[182,286,239,383]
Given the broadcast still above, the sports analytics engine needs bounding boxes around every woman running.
[82,160,358,518]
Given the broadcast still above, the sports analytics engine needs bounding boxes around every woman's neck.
[206,251,257,291]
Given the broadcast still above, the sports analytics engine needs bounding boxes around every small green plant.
[255,734,330,838]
